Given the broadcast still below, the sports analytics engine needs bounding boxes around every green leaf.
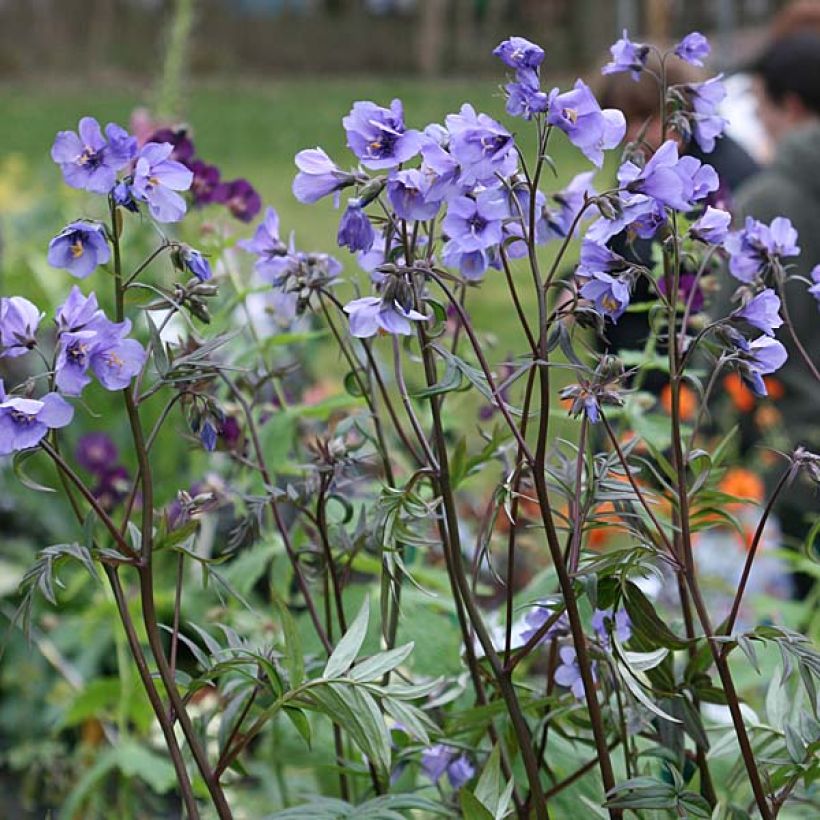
[623,582,688,649]
[323,598,369,679]
[272,591,305,687]
[460,788,495,820]
[411,358,463,399]
[348,642,414,682]
[283,706,312,747]
[473,744,503,817]
[13,449,56,493]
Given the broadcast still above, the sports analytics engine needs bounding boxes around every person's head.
[596,50,702,153]
[751,33,820,144]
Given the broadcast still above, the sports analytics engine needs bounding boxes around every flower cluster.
[52,116,194,223]
[420,744,475,790]
[75,432,130,512]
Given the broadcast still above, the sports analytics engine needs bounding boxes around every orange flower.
[719,467,765,504]
[660,383,697,421]
[763,376,785,400]
[724,373,755,412]
[586,501,623,550]
[755,404,782,430]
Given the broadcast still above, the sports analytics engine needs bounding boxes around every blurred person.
[718,33,820,594]
[722,0,820,164]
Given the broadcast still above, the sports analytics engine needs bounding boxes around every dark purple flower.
[133,142,193,222]
[293,148,359,204]
[0,297,42,358]
[445,103,517,185]
[493,36,545,70]
[47,221,110,279]
[443,190,507,253]
[675,32,710,66]
[337,199,375,252]
[343,99,422,170]
[189,160,224,206]
[809,265,820,310]
[690,206,730,244]
[220,178,261,223]
[92,465,130,512]
[76,432,118,474]
[547,80,626,167]
[602,31,649,80]
[51,117,136,194]
[731,289,782,336]
[387,169,442,221]
[182,247,212,281]
[520,606,569,645]
[740,336,788,396]
[591,608,631,649]
[581,272,631,321]
[146,127,195,164]
[658,271,705,313]
[0,381,73,455]
[554,646,596,701]
[724,216,800,283]
[343,296,427,338]
[685,76,727,153]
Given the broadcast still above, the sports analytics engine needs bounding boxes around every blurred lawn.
[0,78,598,341]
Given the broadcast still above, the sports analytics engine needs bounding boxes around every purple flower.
[690,206,730,244]
[446,755,475,790]
[220,179,261,223]
[809,265,820,311]
[443,190,507,253]
[731,289,783,337]
[602,31,649,79]
[724,216,800,283]
[92,465,130,512]
[542,171,596,240]
[56,287,103,334]
[505,68,550,120]
[441,244,493,281]
[51,117,136,194]
[581,271,631,321]
[675,32,710,66]
[420,745,474,790]
[387,169,442,221]
[577,239,630,279]
[189,160,224,206]
[741,336,788,396]
[112,180,138,212]
[547,80,626,167]
[343,99,422,170]
[685,76,727,153]
[445,104,517,185]
[554,646,596,701]
[421,745,454,783]
[293,148,359,204]
[419,140,461,201]
[76,432,118,474]
[182,247,212,281]
[493,36,545,70]
[200,420,218,452]
[0,297,42,358]
[239,206,288,272]
[0,381,73,455]
[619,140,717,212]
[337,199,375,252]
[520,606,569,646]
[56,317,147,396]
[132,142,193,222]
[343,296,427,338]
[591,608,632,649]
[47,221,110,279]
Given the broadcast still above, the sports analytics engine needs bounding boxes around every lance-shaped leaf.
[323,598,369,679]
